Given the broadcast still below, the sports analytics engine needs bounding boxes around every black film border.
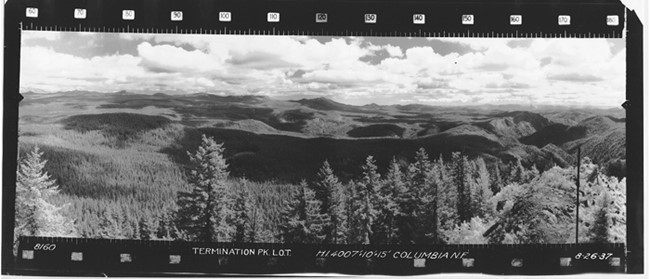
[2,0,644,275]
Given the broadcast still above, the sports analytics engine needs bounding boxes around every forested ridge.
[15,102,626,244]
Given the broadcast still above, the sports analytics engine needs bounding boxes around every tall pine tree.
[374,157,404,244]
[313,161,347,244]
[175,134,234,242]
[278,184,307,243]
[506,159,526,185]
[232,178,253,242]
[247,203,271,243]
[436,154,458,237]
[304,183,329,243]
[451,152,472,224]
[350,156,379,244]
[471,158,493,218]
[450,152,472,224]
[490,164,503,194]
[15,146,77,238]
[406,148,438,244]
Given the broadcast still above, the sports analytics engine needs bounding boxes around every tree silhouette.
[374,157,404,244]
[406,148,438,244]
[175,135,234,242]
[313,161,347,244]
[15,146,77,238]
[350,156,379,244]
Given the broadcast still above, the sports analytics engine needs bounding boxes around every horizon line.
[20,90,625,110]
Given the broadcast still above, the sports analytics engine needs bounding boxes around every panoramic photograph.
[16,31,626,245]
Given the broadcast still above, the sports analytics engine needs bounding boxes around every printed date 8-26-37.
[574,253,614,260]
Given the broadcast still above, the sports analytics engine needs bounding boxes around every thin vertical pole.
[576,147,581,244]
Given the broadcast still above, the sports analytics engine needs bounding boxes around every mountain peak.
[577,115,620,136]
[307,96,337,103]
[113,90,131,95]
[492,111,550,131]
[363,103,383,109]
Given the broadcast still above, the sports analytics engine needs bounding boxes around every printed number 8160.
[33,243,56,251]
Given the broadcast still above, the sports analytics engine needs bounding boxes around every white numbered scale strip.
[12,0,624,38]
[16,236,626,275]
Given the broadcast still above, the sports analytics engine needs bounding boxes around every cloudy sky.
[20,31,625,107]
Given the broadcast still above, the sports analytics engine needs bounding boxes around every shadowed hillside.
[347,124,405,138]
[519,124,586,147]
[62,113,172,145]
[161,127,506,182]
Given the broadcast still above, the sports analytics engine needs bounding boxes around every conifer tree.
[304,183,329,243]
[450,152,472,224]
[329,189,348,244]
[399,156,420,244]
[279,180,331,244]
[313,161,347,244]
[406,148,438,244]
[33,198,78,237]
[278,185,307,243]
[350,156,379,244]
[582,171,625,243]
[98,207,121,238]
[232,178,253,242]
[15,146,77,238]
[312,161,334,213]
[436,154,458,236]
[472,158,493,218]
[157,211,179,240]
[175,134,234,242]
[247,206,269,243]
[507,159,526,185]
[129,219,140,239]
[121,208,138,239]
[374,157,404,244]
[345,183,356,244]
[490,165,503,194]
[589,192,611,243]
[138,215,157,240]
